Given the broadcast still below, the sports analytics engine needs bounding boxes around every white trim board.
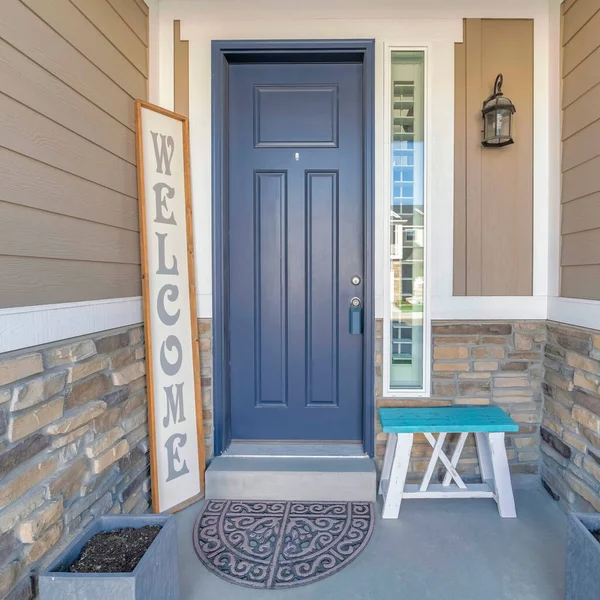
[4,294,599,355]
[0,297,143,354]
[548,297,600,332]
[431,296,548,321]
[161,0,554,19]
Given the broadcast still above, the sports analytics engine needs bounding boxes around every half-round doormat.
[193,500,374,589]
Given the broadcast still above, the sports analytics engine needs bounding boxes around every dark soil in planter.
[68,526,162,573]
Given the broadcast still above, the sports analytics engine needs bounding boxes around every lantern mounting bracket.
[482,74,505,110]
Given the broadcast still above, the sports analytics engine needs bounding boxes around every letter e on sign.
[135,100,205,513]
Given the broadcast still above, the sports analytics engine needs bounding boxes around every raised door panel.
[306,172,339,407]
[253,172,288,407]
[254,85,339,147]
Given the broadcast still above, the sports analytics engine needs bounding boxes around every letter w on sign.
[151,131,175,176]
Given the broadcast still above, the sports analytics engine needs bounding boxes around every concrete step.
[205,456,376,502]
[222,441,365,458]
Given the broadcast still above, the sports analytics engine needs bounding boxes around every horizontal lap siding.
[20,0,146,100]
[0,257,142,306]
[561,0,600,300]
[0,148,139,231]
[0,40,136,164]
[108,0,149,44]
[0,0,147,309]
[0,202,141,265]
[561,266,600,300]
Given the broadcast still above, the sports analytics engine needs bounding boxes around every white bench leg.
[488,432,517,518]
[379,432,397,495]
[475,432,493,482]
[382,433,413,519]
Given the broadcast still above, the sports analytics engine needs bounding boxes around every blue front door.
[228,61,364,441]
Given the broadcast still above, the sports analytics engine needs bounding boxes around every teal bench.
[378,406,519,519]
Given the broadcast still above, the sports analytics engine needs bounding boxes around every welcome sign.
[135,101,204,513]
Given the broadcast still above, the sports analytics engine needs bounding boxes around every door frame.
[211,39,375,456]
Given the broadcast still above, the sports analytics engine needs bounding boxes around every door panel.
[254,171,287,407]
[254,85,339,147]
[306,171,338,407]
[228,61,363,441]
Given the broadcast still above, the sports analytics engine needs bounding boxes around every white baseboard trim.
[0,297,143,354]
[431,296,548,321]
[547,296,600,331]
[2,294,597,355]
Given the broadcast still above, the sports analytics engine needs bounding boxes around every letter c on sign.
[157,284,180,326]
[160,335,183,376]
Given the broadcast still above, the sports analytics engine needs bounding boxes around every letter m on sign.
[163,383,186,427]
[151,131,175,176]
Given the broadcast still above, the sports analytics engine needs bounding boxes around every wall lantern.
[481,74,516,148]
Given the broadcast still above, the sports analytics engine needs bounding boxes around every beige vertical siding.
[561,0,600,300]
[0,0,147,309]
[174,21,190,118]
[454,19,534,296]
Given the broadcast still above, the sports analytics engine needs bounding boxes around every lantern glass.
[497,107,512,138]
[483,107,512,145]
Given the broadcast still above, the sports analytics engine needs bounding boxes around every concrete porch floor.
[176,487,566,600]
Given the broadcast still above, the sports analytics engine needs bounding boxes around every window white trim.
[382,44,433,397]
[0,297,142,354]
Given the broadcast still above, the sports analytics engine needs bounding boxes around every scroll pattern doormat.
[193,500,374,589]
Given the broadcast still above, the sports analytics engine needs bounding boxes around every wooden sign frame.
[135,100,205,513]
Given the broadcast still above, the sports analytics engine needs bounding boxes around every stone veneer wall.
[541,321,600,513]
[0,325,150,600]
[375,320,546,482]
[198,319,214,461]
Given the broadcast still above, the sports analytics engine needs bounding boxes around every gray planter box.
[566,513,600,600]
[39,514,179,600]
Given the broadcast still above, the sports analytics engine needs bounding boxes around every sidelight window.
[387,51,426,392]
